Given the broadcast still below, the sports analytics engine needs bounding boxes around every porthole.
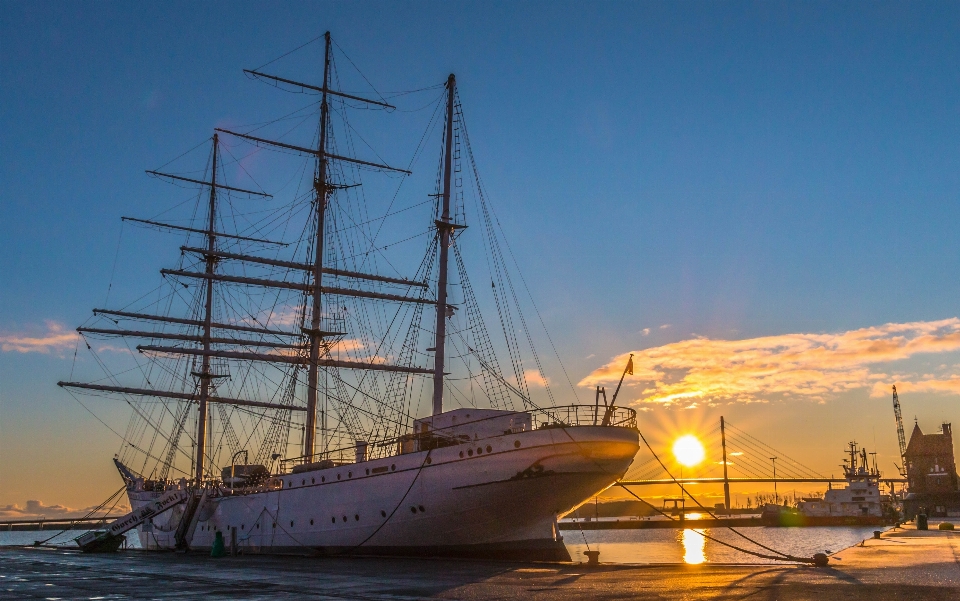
[459,451,464,458]
[354,514,359,521]
[241,524,245,530]
[468,449,473,456]
[418,505,425,513]
[381,510,387,518]
[365,468,370,475]
[287,481,292,487]
[348,471,352,478]
[337,474,341,480]
[310,519,314,526]
[514,440,521,448]
[256,524,260,529]
[331,517,336,524]
[426,457,432,464]
[477,447,482,454]
[290,521,294,527]
[322,476,326,482]
[391,464,396,471]
[272,523,276,528]
[301,479,305,485]
[486,445,492,453]
[311,478,315,484]
[410,506,417,514]
[342,516,347,522]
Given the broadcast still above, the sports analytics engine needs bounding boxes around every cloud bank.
[580,318,960,406]
[0,499,131,520]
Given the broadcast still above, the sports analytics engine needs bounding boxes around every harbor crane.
[892,385,908,477]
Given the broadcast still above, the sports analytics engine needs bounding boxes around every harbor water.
[0,529,142,549]
[1,525,884,564]
[563,525,887,564]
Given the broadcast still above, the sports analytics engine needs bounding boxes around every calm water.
[562,526,886,564]
[1,526,881,564]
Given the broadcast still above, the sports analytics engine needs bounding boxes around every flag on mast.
[626,354,634,376]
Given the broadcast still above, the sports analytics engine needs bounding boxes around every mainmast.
[194,133,219,486]
[304,31,332,462]
[431,74,456,416]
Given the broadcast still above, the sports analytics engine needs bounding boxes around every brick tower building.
[903,422,960,517]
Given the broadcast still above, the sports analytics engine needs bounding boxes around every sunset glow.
[580,318,960,406]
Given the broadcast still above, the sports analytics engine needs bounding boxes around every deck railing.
[529,405,637,430]
[278,404,637,474]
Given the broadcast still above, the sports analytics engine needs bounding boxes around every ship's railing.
[528,405,637,430]
[277,404,637,474]
[278,433,456,473]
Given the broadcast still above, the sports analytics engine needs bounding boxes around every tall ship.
[60,33,639,560]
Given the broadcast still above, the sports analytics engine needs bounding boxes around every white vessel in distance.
[797,442,884,520]
[60,33,640,560]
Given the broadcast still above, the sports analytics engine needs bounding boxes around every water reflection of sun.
[682,529,706,564]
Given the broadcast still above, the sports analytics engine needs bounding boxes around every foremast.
[431,74,457,416]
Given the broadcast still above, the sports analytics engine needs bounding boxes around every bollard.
[812,553,829,567]
[584,550,600,565]
[917,514,928,531]
[873,531,881,539]
[211,531,226,557]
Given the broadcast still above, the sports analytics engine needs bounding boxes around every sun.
[673,434,705,467]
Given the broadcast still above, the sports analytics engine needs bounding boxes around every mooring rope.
[629,430,820,564]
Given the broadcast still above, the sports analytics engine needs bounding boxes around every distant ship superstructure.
[796,442,883,520]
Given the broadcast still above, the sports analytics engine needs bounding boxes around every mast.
[304,31,332,460]
[194,133,218,486]
[431,74,456,416]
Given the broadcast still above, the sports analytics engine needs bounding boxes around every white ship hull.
[128,423,638,560]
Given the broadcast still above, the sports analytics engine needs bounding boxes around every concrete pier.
[1,524,957,599]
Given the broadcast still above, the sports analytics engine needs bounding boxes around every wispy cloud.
[580,318,960,406]
[0,321,77,354]
[523,369,549,388]
[258,305,304,328]
[640,328,651,336]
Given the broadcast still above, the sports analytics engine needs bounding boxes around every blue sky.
[3,1,960,510]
